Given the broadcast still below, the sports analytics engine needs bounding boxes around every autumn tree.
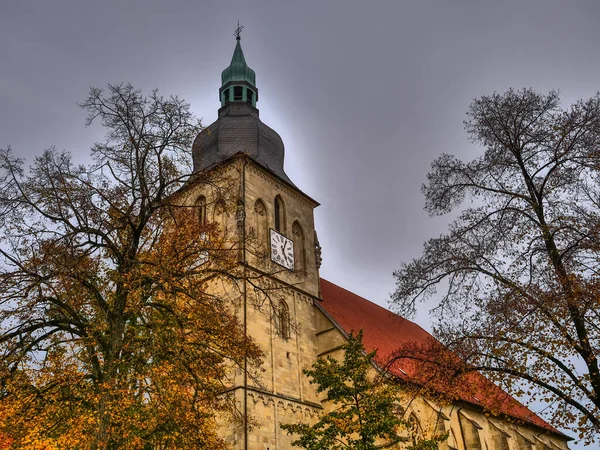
[0,84,262,449]
[392,88,600,443]
[281,331,446,450]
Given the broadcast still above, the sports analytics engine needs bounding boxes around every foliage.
[392,88,600,443]
[281,331,446,450]
[0,84,261,449]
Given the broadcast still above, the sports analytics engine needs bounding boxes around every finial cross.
[234,21,244,41]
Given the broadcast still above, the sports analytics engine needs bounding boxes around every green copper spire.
[221,39,256,86]
[219,25,258,108]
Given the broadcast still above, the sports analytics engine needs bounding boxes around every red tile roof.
[318,278,564,436]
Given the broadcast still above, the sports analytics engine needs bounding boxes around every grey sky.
[1,1,599,443]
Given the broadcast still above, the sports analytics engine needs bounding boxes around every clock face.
[270,229,294,270]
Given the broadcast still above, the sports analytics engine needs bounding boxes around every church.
[184,33,572,450]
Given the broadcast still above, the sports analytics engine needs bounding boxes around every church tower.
[181,32,574,450]
[190,31,324,449]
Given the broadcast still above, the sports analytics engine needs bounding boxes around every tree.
[392,88,600,443]
[281,331,446,450]
[0,84,262,449]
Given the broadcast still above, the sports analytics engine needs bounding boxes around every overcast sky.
[1,1,599,443]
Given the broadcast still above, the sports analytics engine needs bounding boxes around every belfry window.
[274,196,285,233]
[196,195,207,225]
[247,89,254,105]
[234,86,243,101]
[278,300,290,339]
[222,89,229,104]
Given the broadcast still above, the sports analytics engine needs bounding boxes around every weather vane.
[234,21,244,41]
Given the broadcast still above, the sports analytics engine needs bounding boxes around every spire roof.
[192,30,295,185]
[221,38,256,87]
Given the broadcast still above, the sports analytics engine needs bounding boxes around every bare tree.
[392,89,600,443]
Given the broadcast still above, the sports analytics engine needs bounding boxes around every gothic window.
[277,300,290,339]
[274,195,285,233]
[196,195,207,225]
[222,89,229,104]
[234,86,243,101]
[254,199,267,242]
[292,221,305,273]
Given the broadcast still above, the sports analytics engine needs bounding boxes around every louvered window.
[234,86,243,101]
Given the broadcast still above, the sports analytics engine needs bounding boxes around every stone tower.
[189,33,323,450]
[182,33,573,450]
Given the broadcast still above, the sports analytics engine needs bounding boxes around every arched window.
[196,195,207,225]
[292,221,305,273]
[274,195,285,233]
[254,199,267,242]
[277,300,290,339]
